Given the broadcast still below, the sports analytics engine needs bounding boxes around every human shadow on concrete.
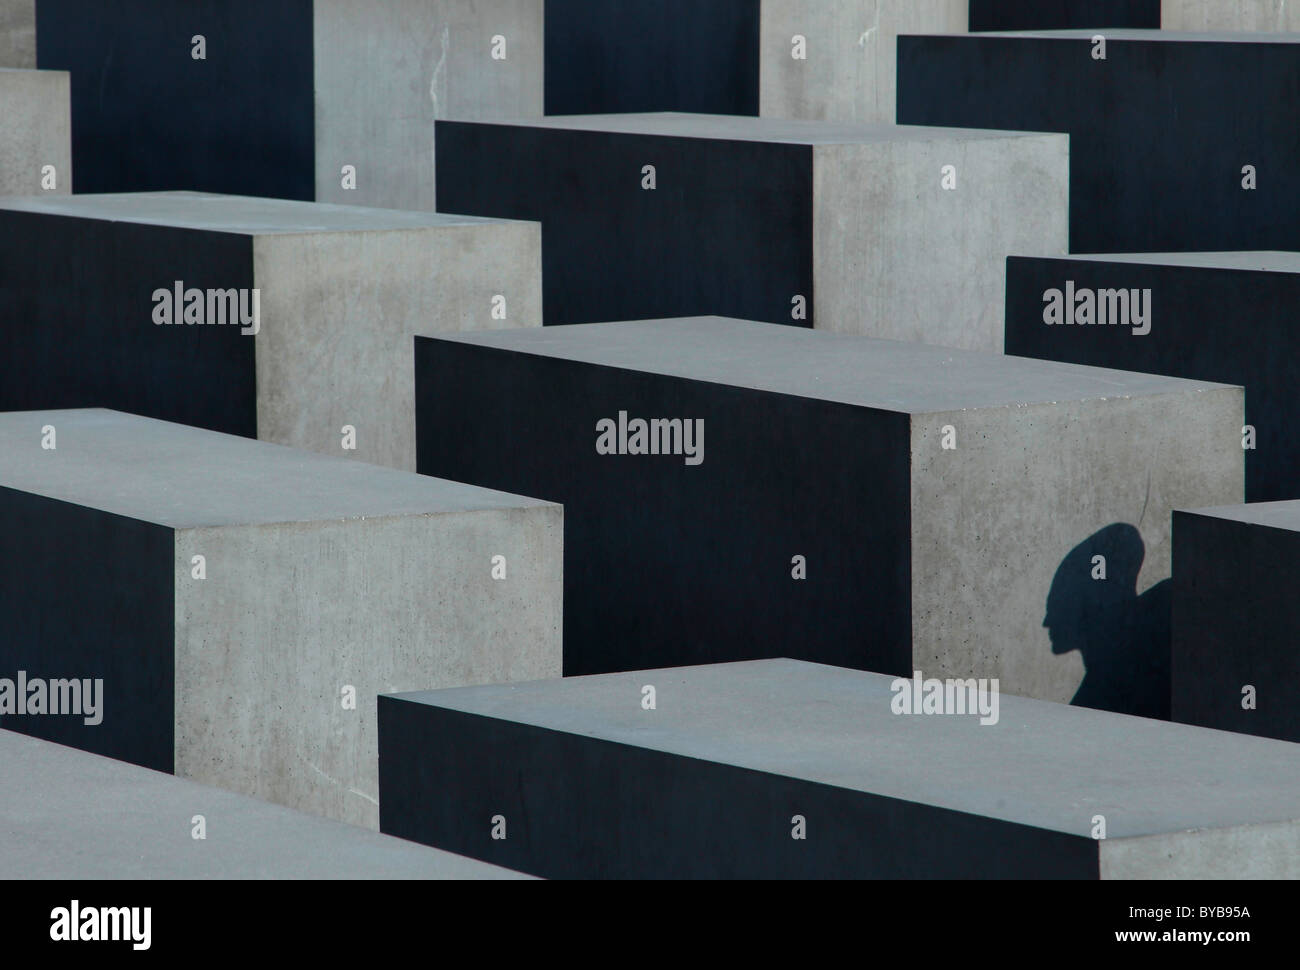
[1044,523,1170,720]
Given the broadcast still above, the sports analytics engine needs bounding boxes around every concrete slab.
[0,191,541,471]
[415,317,1243,712]
[897,29,1300,253]
[0,67,68,194]
[31,0,542,207]
[969,0,1159,29]
[548,1,967,125]
[757,1,969,124]
[378,659,1300,878]
[1005,251,1300,503]
[1172,501,1300,744]
[0,0,34,67]
[1163,1,1300,31]
[436,113,1067,348]
[0,409,563,828]
[0,731,531,879]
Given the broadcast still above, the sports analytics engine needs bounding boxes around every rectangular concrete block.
[1173,502,1300,744]
[1,730,530,879]
[415,317,1242,712]
[32,0,542,207]
[1163,1,1300,31]
[969,1,1159,29]
[0,409,563,828]
[378,659,1300,878]
[547,0,967,124]
[1004,252,1300,503]
[0,0,35,67]
[0,67,68,193]
[897,30,1300,253]
[436,113,1067,348]
[0,191,541,471]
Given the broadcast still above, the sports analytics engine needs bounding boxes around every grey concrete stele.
[414,317,1243,713]
[1004,251,1300,503]
[10,0,541,207]
[0,730,531,879]
[378,659,1300,878]
[1164,1,1300,30]
[1173,501,1300,744]
[0,192,540,471]
[0,66,69,194]
[0,409,562,828]
[435,113,1067,349]
[546,0,967,123]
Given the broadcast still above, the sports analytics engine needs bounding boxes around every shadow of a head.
[1043,523,1170,720]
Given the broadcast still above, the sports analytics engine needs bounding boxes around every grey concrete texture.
[313,0,543,210]
[0,408,564,828]
[1163,0,1300,30]
[425,318,1244,705]
[384,659,1300,878]
[0,730,531,879]
[759,0,968,123]
[0,0,34,67]
[0,67,69,194]
[812,127,1067,350]
[0,191,542,471]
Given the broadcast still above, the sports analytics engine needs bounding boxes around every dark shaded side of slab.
[35,0,314,199]
[0,211,258,439]
[545,0,759,116]
[969,0,1159,30]
[377,693,1098,879]
[435,120,814,326]
[1004,254,1300,502]
[415,336,912,677]
[0,489,174,771]
[1173,508,1300,742]
[897,33,1299,252]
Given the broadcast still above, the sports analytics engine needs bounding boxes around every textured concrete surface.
[1005,252,1300,502]
[0,191,541,470]
[898,30,1300,253]
[760,0,967,123]
[970,0,1159,29]
[314,0,542,210]
[0,409,563,828]
[0,67,68,194]
[32,0,542,206]
[0,0,34,67]
[415,317,1242,709]
[1164,0,1300,30]
[0,730,531,879]
[1172,503,1300,744]
[436,113,1066,344]
[378,659,1300,878]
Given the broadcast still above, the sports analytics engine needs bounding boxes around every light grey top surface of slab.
[1032,251,1300,273]
[0,731,530,879]
[391,659,1300,840]
[1181,500,1300,531]
[0,191,518,235]
[0,410,554,529]
[428,317,1235,414]
[453,111,1063,145]
[965,29,1300,43]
